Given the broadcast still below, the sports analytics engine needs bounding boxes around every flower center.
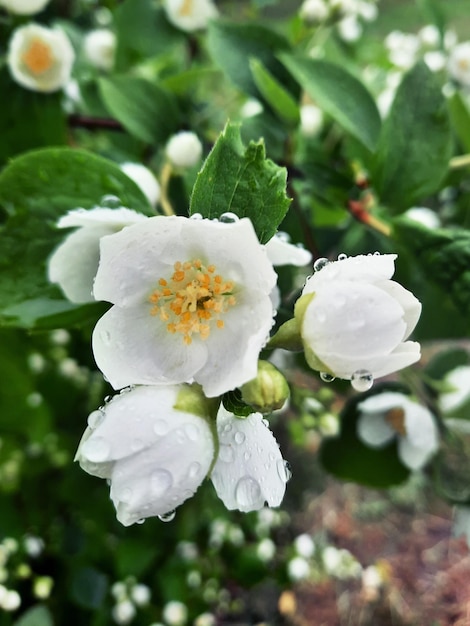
[178,0,194,16]
[149,259,236,345]
[22,38,54,75]
[385,407,407,436]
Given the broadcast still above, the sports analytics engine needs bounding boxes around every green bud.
[240,361,290,413]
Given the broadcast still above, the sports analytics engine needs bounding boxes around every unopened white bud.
[83,29,116,71]
[165,131,203,168]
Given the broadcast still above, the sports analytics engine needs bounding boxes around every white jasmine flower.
[444,30,458,51]
[75,385,215,526]
[287,556,310,581]
[299,103,324,136]
[0,0,50,14]
[112,600,136,625]
[322,546,361,579]
[7,23,75,93]
[337,15,362,43]
[162,600,188,626]
[418,24,440,48]
[83,28,116,71]
[299,0,328,23]
[92,216,277,397]
[163,0,218,32]
[0,588,21,611]
[404,207,441,229]
[453,505,470,547]
[357,392,439,470]
[240,98,263,118]
[448,42,470,86]
[424,50,446,73]
[362,565,383,589]
[111,582,127,601]
[439,365,470,414]
[356,1,377,22]
[165,131,203,168]
[265,233,312,267]
[130,583,151,606]
[48,207,147,303]
[257,537,276,561]
[296,254,421,382]
[294,533,315,558]
[120,162,161,208]
[23,535,44,557]
[211,407,288,512]
[385,31,420,69]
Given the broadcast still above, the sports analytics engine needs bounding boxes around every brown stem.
[68,115,124,132]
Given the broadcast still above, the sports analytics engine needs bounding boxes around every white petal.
[211,409,287,512]
[92,306,209,390]
[356,414,395,447]
[402,399,439,450]
[57,207,147,229]
[375,280,422,338]
[265,236,312,267]
[439,366,470,414]
[398,438,435,470]
[358,391,408,414]
[120,163,160,207]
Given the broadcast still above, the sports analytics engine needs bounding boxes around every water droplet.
[99,330,111,345]
[153,420,168,436]
[158,510,176,522]
[82,436,111,463]
[131,438,145,452]
[184,423,199,442]
[243,451,251,461]
[190,212,203,220]
[87,409,104,429]
[262,418,269,427]
[313,257,329,272]
[223,423,233,434]
[277,459,292,483]
[101,194,122,208]
[104,395,112,403]
[219,445,235,463]
[337,253,348,261]
[373,251,381,256]
[219,212,239,223]
[150,469,173,496]
[175,428,186,443]
[276,231,291,242]
[235,476,262,508]
[188,462,201,479]
[351,369,374,392]
[234,431,245,445]
[320,372,336,383]
[136,518,145,525]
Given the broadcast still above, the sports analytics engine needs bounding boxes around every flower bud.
[83,28,116,71]
[240,361,290,413]
[120,162,161,208]
[165,131,203,168]
[163,0,218,32]
[0,0,50,15]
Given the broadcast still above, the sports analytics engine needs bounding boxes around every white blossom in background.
[194,613,216,626]
[404,207,441,229]
[357,392,439,470]
[112,600,136,625]
[439,365,470,414]
[385,30,420,69]
[257,537,276,561]
[130,583,151,606]
[33,576,54,600]
[322,546,362,579]
[211,407,288,512]
[453,506,470,547]
[448,42,470,87]
[287,556,310,581]
[23,535,44,558]
[92,216,277,397]
[165,131,203,168]
[76,385,216,526]
[300,103,324,136]
[7,23,75,93]
[48,207,147,303]
[162,600,188,626]
[418,24,440,48]
[163,0,218,32]
[83,28,116,71]
[424,50,447,72]
[120,162,161,208]
[0,587,21,611]
[0,0,50,14]
[294,533,315,558]
[337,14,362,42]
[299,0,328,23]
[296,254,422,385]
[239,98,264,118]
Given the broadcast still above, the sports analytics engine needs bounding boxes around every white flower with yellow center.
[0,0,50,14]
[48,207,147,303]
[7,23,75,93]
[357,392,439,469]
[163,0,218,32]
[448,42,470,87]
[76,385,216,526]
[295,254,421,383]
[92,216,277,397]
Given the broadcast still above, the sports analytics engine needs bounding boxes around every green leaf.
[320,387,410,488]
[70,566,108,609]
[189,122,291,243]
[222,389,253,418]
[98,76,179,144]
[13,605,53,626]
[373,62,453,212]
[279,54,381,151]
[393,217,470,316]
[448,91,470,153]
[249,58,299,124]
[207,20,297,100]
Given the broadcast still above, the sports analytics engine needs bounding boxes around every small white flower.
[76,385,215,526]
[112,600,136,625]
[418,24,440,48]
[23,535,44,557]
[299,0,329,23]
[165,131,203,168]
[362,565,383,589]
[439,365,470,414]
[257,537,276,561]
[120,163,161,208]
[211,407,288,512]
[163,0,218,32]
[162,600,188,626]
[337,15,362,43]
[130,583,151,606]
[0,589,21,611]
[265,233,312,267]
[7,23,75,93]
[424,50,447,73]
[92,216,277,397]
[0,0,50,14]
[299,103,324,136]
[404,207,441,229]
[194,613,216,626]
[356,1,378,22]
[357,392,439,470]
[48,206,147,303]
[294,533,315,558]
[287,556,310,581]
[322,546,361,579]
[385,31,420,69]
[448,42,470,86]
[296,254,421,381]
[83,28,116,71]
[240,98,263,118]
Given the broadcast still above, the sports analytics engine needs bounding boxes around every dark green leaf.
[98,76,179,144]
[448,91,470,153]
[70,566,108,609]
[249,58,299,124]
[373,62,452,211]
[279,54,381,151]
[222,389,253,418]
[13,605,54,626]
[190,123,290,244]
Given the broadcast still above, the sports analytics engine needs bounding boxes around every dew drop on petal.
[184,423,200,442]
[262,418,269,427]
[313,257,329,272]
[158,510,176,522]
[153,420,168,436]
[190,212,203,220]
[320,372,336,383]
[118,487,133,503]
[277,459,292,483]
[219,445,235,463]
[188,462,201,479]
[219,211,240,223]
[136,518,145,525]
[276,231,291,242]
[234,431,246,445]
[87,409,104,429]
[131,438,145,452]
[243,451,251,461]
[235,476,262,509]
[104,395,113,403]
[100,194,122,208]
[337,252,348,261]
[223,423,232,434]
[150,469,173,496]
[351,369,374,392]
[100,330,111,345]
[82,437,111,462]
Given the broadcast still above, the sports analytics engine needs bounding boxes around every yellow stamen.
[385,407,407,436]
[22,39,54,75]
[178,0,193,16]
